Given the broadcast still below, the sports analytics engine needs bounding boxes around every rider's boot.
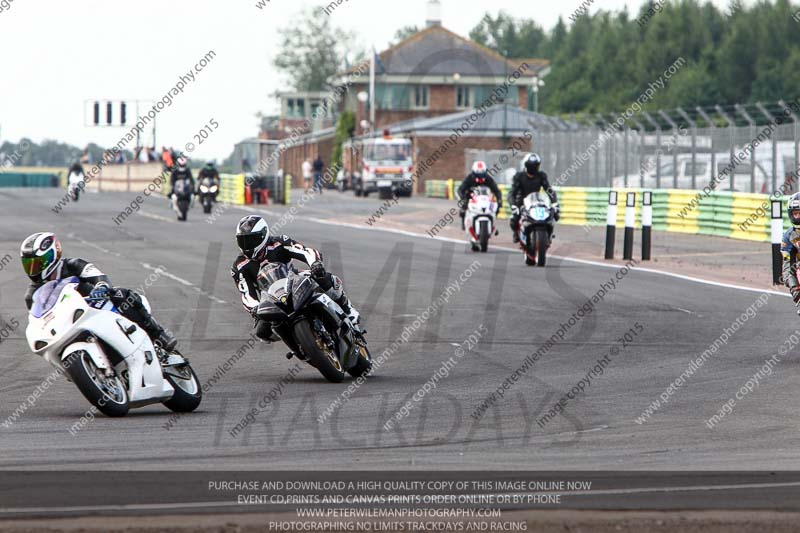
[143,317,178,353]
[336,294,365,334]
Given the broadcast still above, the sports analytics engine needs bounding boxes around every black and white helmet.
[236,215,270,259]
[524,153,541,175]
[789,193,800,227]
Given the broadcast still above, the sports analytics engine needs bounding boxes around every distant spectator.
[313,154,324,193]
[162,146,174,169]
[302,159,312,191]
[139,146,149,163]
[80,148,91,165]
[115,150,126,164]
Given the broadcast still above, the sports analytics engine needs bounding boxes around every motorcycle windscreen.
[257,262,290,290]
[31,276,80,318]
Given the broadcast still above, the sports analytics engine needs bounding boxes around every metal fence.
[471,101,800,194]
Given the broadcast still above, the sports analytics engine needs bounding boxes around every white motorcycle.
[25,277,202,417]
[67,172,84,202]
[464,186,498,252]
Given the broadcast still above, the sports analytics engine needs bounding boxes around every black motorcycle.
[255,263,373,383]
[198,177,219,214]
[517,192,556,267]
[172,178,193,221]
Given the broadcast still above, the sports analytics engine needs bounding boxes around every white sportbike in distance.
[465,186,498,252]
[25,277,202,417]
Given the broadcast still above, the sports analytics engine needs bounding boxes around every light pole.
[357,91,370,134]
[532,78,545,113]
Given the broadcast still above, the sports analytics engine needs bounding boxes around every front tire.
[65,351,129,417]
[535,228,548,267]
[479,220,489,252]
[162,364,202,413]
[294,318,346,383]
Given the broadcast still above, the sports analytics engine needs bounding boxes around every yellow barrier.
[219,174,246,205]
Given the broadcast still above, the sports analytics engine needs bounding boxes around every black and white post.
[772,199,784,285]
[623,192,636,261]
[605,191,618,260]
[641,191,652,261]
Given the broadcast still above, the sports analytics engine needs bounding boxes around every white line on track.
[237,207,790,299]
[68,234,227,305]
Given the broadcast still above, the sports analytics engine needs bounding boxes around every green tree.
[331,111,356,172]
[391,25,419,46]
[274,6,356,91]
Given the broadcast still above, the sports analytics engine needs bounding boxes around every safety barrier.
[0,167,64,188]
[424,180,789,243]
[219,174,246,205]
[0,172,59,188]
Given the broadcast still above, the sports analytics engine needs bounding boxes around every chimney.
[426,0,442,28]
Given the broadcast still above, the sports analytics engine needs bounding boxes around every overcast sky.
[0,0,734,161]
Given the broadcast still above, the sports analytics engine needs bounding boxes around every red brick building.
[276,12,551,190]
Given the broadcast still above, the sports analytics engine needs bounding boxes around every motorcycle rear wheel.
[347,340,373,378]
[294,318,345,383]
[162,363,202,413]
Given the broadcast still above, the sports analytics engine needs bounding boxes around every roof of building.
[339,25,549,80]
[377,104,573,136]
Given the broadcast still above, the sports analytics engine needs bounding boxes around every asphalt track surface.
[1,188,800,516]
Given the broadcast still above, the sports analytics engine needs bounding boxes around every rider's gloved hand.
[511,205,520,215]
[553,202,560,221]
[90,283,110,300]
[310,260,326,279]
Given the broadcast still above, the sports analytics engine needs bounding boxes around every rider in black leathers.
[457,161,503,231]
[20,232,177,352]
[508,154,559,243]
[197,161,220,199]
[231,215,363,350]
[169,156,195,198]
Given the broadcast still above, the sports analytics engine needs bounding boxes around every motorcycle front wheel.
[535,228,549,267]
[294,318,345,383]
[65,351,129,417]
[478,220,490,252]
